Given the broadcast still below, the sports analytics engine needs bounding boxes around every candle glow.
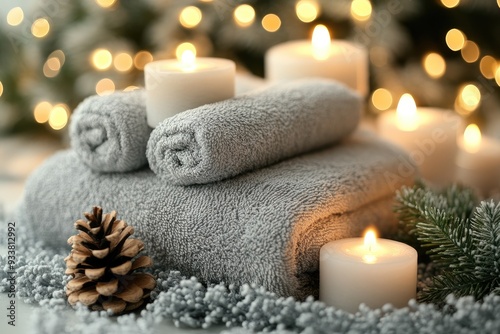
[396,93,418,131]
[463,124,482,153]
[311,25,331,61]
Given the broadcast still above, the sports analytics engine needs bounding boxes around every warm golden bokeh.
[114,52,133,72]
[95,0,116,9]
[461,41,480,63]
[445,28,466,51]
[422,52,446,79]
[95,78,116,96]
[34,101,53,123]
[234,4,255,27]
[351,0,372,22]
[133,51,153,70]
[457,84,481,114]
[7,7,24,26]
[371,88,393,111]
[48,104,69,130]
[479,55,497,79]
[91,49,113,70]
[295,0,319,23]
[31,18,50,38]
[262,14,281,32]
[179,6,202,28]
[440,0,460,8]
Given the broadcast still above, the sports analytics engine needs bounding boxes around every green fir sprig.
[395,183,500,303]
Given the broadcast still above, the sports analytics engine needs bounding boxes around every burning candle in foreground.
[320,228,417,313]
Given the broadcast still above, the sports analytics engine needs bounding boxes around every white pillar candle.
[377,94,463,187]
[145,49,235,127]
[455,124,500,196]
[320,229,417,313]
[265,25,368,96]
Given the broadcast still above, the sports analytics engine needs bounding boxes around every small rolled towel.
[147,79,362,185]
[69,90,151,172]
[18,131,416,299]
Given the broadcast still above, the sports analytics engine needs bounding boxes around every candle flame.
[311,24,331,60]
[176,42,197,72]
[396,93,418,131]
[463,124,482,153]
[364,229,377,251]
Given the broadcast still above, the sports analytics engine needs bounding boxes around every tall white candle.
[265,25,368,96]
[455,124,500,196]
[377,93,463,187]
[320,229,417,313]
[145,49,235,127]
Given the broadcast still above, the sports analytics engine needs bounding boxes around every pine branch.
[394,183,500,303]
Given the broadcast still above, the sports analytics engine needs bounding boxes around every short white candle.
[320,229,417,313]
[145,49,235,127]
[265,25,368,96]
[377,94,463,187]
[455,124,500,195]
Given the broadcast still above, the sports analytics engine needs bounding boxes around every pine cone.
[64,206,156,314]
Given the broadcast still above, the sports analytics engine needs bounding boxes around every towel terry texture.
[70,89,151,172]
[18,131,415,299]
[147,79,362,185]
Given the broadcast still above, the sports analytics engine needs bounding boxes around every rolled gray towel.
[69,90,151,172]
[18,131,416,299]
[147,79,361,185]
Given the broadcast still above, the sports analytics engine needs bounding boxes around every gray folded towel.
[147,79,362,185]
[17,131,415,299]
[69,90,151,172]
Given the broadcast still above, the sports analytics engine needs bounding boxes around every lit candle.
[265,25,368,96]
[145,47,235,127]
[455,124,500,196]
[377,94,463,187]
[320,229,417,313]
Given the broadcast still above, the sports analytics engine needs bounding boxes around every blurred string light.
[95,0,117,9]
[0,81,3,97]
[134,50,153,70]
[461,40,480,63]
[262,14,281,32]
[91,48,113,70]
[179,6,202,28]
[31,18,50,38]
[48,104,69,130]
[479,55,497,79]
[440,0,460,8]
[95,78,115,96]
[422,52,446,79]
[113,52,133,72]
[43,50,65,78]
[33,101,52,123]
[295,0,320,23]
[350,0,372,22]
[445,28,466,51]
[234,4,255,27]
[6,7,24,26]
[371,88,393,111]
[455,83,481,115]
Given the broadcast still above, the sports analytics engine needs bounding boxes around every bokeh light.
[462,124,481,153]
[371,88,393,111]
[440,0,460,8]
[457,84,481,114]
[95,78,116,96]
[113,52,133,72]
[48,104,69,130]
[95,0,116,8]
[133,51,153,70]
[496,67,500,86]
[295,0,319,23]
[43,57,61,78]
[0,81,3,97]
[34,101,52,123]
[91,49,113,70]
[461,41,480,63]
[262,14,281,32]
[234,4,255,27]
[445,28,466,51]
[7,7,24,26]
[31,18,50,38]
[179,6,202,28]
[479,55,497,79]
[351,0,372,22]
[123,86,139,92]
[422,52,446,79]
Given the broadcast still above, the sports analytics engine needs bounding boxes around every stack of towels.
[18,79,416,299]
